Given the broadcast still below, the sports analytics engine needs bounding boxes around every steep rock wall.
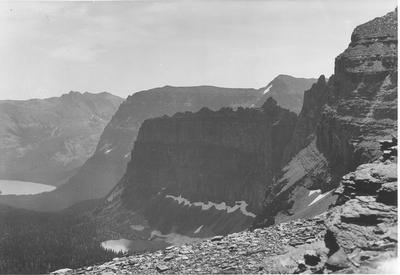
[98,99,297,242]
[256,10,398,227]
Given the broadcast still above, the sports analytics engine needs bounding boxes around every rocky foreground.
[53,140,397,274]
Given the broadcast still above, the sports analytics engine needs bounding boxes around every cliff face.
[0,91,123,186]
[123,98,296,211]
[256,10,397,226]
[318,9,397,175]
[97,99,297,245]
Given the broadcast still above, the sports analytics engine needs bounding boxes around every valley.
[0,92,123,187]
[0,3,397,275]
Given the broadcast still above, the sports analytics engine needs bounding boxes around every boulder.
[377,182,398,205]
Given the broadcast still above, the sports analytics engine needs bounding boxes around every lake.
[101,238,168,253]
[0,179,56,195]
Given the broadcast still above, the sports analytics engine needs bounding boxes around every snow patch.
[308,189,321,196]
[150,230,202,245]
[165,195,256,218]
[99,143,113,154]
[52,268,73,274]
[194,225,204,234]
[130,224,145,231]
[375,257,400,273]
[124,152,131,158]
[308,190,332,206]
[106,186,123,202]
[263,84,272,94]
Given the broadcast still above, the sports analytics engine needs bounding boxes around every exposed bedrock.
[99,98,297,240]
[255,9,397,227]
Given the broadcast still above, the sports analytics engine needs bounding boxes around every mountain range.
[0,8,397,275]
[0,76,316,211]
[0,92,123,186]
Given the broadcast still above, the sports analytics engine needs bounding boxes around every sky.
[0,0,396,100]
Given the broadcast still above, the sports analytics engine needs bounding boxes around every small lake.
[101,238,168,253]
[101,239,132,253]
[0,179,56,195]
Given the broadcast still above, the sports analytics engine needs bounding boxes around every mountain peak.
[336,9,397,77]
[351,9,397,45]
[257,75,317,114]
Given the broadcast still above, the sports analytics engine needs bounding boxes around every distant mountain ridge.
[0,91,123,186]
[256,74,317,114]
[0,76,316,211]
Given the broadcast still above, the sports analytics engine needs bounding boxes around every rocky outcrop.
[94,98,297,248]
[321,139,397,273]
[60,217,327,275]
[256,9,398,227]
[0,91,123,186]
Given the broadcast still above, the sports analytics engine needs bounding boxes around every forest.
[0,204,123,274]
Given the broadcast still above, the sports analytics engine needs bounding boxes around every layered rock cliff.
[96,98,297,247]
[256,9,397,226]
[0,91,123,186]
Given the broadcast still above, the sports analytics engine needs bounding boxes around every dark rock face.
[0,91,123,186]
[282,75,329,162]
[256,10,398,226]
[123,98,296,211]
[97,98,297,243]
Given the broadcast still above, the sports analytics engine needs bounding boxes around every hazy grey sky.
[0,0,396,100]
